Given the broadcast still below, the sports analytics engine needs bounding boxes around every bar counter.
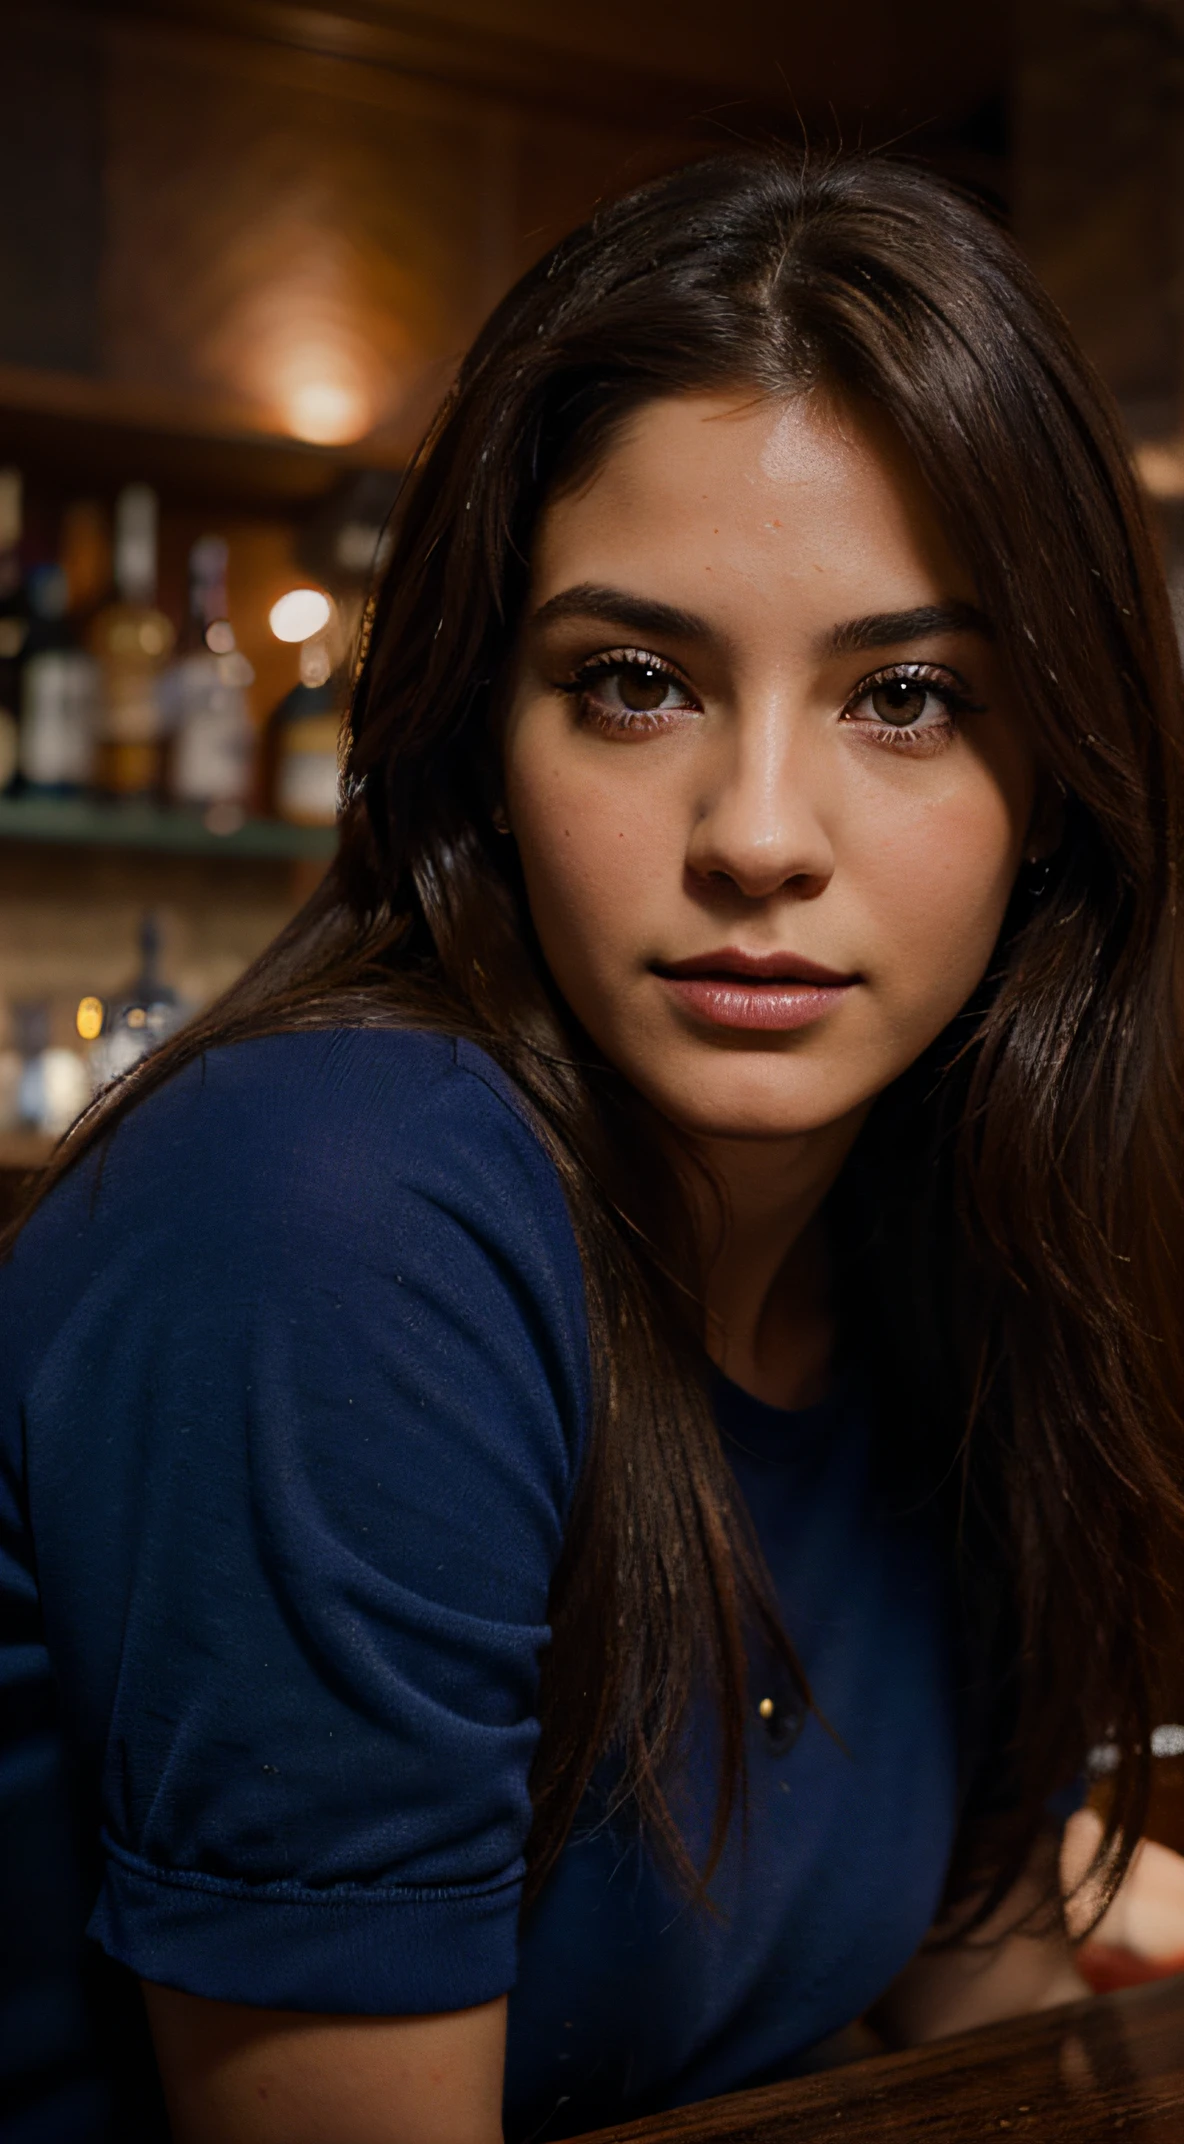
[576,1975,1184,2140]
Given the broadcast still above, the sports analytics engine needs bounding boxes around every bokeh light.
[284,375,371,446]
[268,588,332,643]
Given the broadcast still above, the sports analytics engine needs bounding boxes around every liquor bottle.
[12,999,48,1125]
[18,563,100,794]
[59,498,112,637]
[162,535,255,819]
[267,632,340,826]
[88,485,175,799]
[0,1024,19,1132]
[11,998,90,1137]
[86,912,188,1089]
[0,470,29,795]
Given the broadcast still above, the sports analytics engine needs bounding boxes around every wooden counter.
[575,1975,1184,2141]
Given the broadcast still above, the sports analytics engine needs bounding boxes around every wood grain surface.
[572,1977,1184,2141]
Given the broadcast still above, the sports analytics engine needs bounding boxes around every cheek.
[852,768,1024,1013]
[507,746,676,972]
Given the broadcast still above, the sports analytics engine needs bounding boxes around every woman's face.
[502,391,1038,1144]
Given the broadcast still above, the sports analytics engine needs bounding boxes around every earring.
[490,803,512,837]
[1024,853,1053,898]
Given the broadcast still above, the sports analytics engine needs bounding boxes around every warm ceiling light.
[269,588,332,643]
[285,377,370,446]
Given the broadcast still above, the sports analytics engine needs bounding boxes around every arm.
[52,1039,588,2135]
[1063,1806,1184,1972]
[142,1985,507,2144]
[871,1831,1089,2047]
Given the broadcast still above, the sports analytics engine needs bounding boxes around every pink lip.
[653,947,858,1032]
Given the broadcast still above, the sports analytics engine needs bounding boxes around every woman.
[3,152,1183,2144]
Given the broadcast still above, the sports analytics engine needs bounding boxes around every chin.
[642,1072,866,1145]
[673,1110,849,1144]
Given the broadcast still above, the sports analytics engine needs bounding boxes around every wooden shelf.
[0,362,405,515]
[0,794,337,861]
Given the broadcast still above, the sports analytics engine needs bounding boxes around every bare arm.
[142,1984,507,2144]
[1063,1806,1184,1965]
[871,1833,1089,2047]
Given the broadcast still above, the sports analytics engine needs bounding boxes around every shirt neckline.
[711,1363,861,1465]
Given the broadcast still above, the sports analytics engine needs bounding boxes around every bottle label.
[276,715,339,825]
[172,701,254,806]
[164,652,255,807]
[99,670,164,745]
[20,651,99,787]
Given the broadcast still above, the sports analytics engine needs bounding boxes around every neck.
[685,1106,868,1410]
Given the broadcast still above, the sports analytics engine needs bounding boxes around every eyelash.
[558,649,984,747]
[557,648,699,735]
[841,663,985,752]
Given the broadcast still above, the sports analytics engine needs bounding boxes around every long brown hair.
[14,151,1184,1926]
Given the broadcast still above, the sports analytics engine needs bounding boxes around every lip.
[655,948,856,985]
[652,947,859,1033]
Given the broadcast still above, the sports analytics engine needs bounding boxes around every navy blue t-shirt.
[0,1030,961,2140]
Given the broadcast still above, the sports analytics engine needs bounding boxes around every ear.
[471,721,512,837]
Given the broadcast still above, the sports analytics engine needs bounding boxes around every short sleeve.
[22,1030,591,2015]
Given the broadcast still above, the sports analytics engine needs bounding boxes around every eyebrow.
[529,584,711,640]
[529,584,994,656]
[823,601,994,655]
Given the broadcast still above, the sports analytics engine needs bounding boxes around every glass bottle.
[0,470,29,795]
[88,485,175,800]
[163,535,255,820]
[87,912,188,1090]
[18,563,101,794]
[11,998,89,1138]
[59,498,112,640]
[267,632,340,827]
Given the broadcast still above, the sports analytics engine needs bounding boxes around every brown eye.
[870,678,930,726]
[617,663,674,711]
[565,649,699,736]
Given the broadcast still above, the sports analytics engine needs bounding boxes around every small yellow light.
[76,995,104,1042]
[758,1697,775,1721]
[126,1006,147,1030]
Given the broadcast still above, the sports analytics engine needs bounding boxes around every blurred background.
[0,0,1182,1966]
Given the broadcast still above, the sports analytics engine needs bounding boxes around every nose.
[685,695,835,902]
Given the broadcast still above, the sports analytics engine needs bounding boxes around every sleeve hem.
[89,1837,522,2015]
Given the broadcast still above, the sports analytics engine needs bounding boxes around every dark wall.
[0,15,103,371]
[0,0,1010,458]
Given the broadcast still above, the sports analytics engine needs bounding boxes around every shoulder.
[89,1025,567,1233]
[107,1024,552,1189]
[9,1028,590,1430]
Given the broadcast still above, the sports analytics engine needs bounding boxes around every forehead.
[532,391,969,622]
